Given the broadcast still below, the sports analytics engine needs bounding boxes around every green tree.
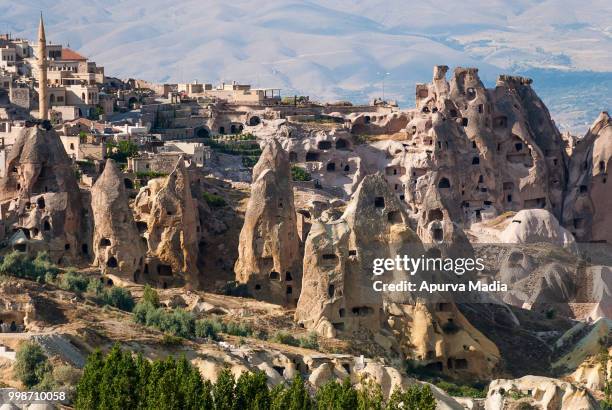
[386,384,436,410]
[144,357,180,409]
[234,371,271,409]
[357,379,384,410]
[212,368,236,410]
[107,140,138,163]
[75,350,104,409]
[270,375,313,410]
[14,341,52,388]
[315,378,358,410]
[176,355,213,409]
[97,344,139,409]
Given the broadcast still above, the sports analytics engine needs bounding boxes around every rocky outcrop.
[370,66,568,234]
[91,159,145,280]
[134,158,200,288]
[571,346,612,392]
[563,111,611,243]
[0,124,89,264]
[294,173,500,379]
[190,339,463,408]
[500,209,576,248]
[387,301,500,380]
[553,319,612,371]
[234,139,301,306]
[296,173,422,337]
[283,126,365,197]
[485,376,598,410]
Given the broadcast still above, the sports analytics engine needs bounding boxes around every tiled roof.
[60,48,87,61]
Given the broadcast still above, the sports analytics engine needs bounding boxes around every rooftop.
[60,48,87,61]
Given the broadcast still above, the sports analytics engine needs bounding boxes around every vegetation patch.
[75,345,437,409]
[291,166,312,182]
[202,191,227,208]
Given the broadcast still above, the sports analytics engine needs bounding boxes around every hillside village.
[0,15,611,410]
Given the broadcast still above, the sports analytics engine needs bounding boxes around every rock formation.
[485,375,598,410]
[563,111,611,243]
[500,209,576,248]
[134,158,200,288]
[234,139,301,305]
[295,173,422,337]
[386,301,500,380]
[0,123,89,264]
[337,66,569,238]
[91,159,146,280]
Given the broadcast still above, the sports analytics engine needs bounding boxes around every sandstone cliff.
[91,159,146,280]
[0,123,89,264]
[134,158,200,288]
[563,111,611,244]
[234,139,301,305]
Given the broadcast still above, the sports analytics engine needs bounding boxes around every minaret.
[37,13,48,121]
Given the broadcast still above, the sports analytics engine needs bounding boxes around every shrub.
[49,365,82,401]
[58,269,89,293]
[386,384,436,410]
[291,166,312,182]
[435,380,486,398]
[161,334,184,346]
[142,284,160,307]
[195,319,221,341]
[270,331,318,349]
[202,191,226,208]
[224,321,253,338]
[299,332,319,350]
[133,302,196,339]
[270,331,300,347]
[0,251,59,282]
[106,140,138,163]
[100,287,135,312]
[14,342,52,388]
[86,278,105,296]
[135,171,168,179]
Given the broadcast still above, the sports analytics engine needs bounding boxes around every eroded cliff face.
[387,301,500,380]
[295,173,421,336]
[0,124,89,264]
[294,173,500,379]
[234,139,302,305]
[91,159,146,280]
[134,158,200,288]
[563,112,611,244]
[400,67,568,235]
